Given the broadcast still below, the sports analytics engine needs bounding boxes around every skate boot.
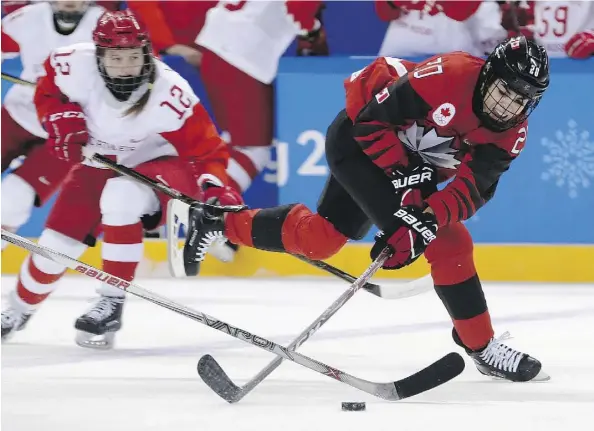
[75,295,124,350]
[183,203,226,274]
[1,291,36,342]
[453,329,550,382]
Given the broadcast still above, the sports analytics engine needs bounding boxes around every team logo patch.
[375,87,390,104]
[432,103,456,126]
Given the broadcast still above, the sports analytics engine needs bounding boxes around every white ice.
[2,276,594,431]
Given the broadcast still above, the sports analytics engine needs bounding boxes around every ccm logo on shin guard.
[74,265,130,289]
[394,209,436,243]
[391,167,434,191]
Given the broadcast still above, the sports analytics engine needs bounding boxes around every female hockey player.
[0,9,242,349]
[1,0,104,250]
[182,36,551,382]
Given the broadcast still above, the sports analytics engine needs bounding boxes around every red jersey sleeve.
[160,104,230,185]
[127,0,176,53]
[425,123,526,226]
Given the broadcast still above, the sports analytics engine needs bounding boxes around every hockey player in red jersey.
[0,10,242,348]
[182,36,551,382]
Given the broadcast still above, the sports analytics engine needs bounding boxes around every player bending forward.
[1,10,242,348]
[182,36,550,382]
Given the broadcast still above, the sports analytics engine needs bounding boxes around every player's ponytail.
[123,66,156,117]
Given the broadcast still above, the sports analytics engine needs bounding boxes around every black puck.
[341,402,366,411]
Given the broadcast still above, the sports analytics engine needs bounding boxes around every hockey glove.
[370,204,438,270]
[565,30,594,59]
[43,102,88,163]
[202,182,244,208]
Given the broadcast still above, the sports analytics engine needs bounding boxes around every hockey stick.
[92,154,247,214]
[1,72,35,87]
[198,266,433,403]
[92,153,432,299]
[1,230,464,400]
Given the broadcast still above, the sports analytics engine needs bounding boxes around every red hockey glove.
[202,183,244,207]
[42,102,88,162]
[565,30,594,59]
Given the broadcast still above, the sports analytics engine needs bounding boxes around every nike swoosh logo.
[38,176,50,186]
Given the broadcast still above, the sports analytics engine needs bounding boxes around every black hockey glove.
[370,205,438,270]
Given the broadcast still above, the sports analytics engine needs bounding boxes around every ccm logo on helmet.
[394,208,436,243]
[48,111,85,122]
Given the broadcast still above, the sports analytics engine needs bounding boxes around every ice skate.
[454,329,550,382]
[74,295,124,350]
[1,292,35,342]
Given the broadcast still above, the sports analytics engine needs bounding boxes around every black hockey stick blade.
[198,352,465,403]
[393,352,465,399]
[197,355,243,403]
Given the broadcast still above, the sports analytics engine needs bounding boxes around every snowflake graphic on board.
[540,120,594,199]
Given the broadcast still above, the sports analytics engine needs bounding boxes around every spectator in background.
[498,1,593,59]
[532,1,594,59]
[126,0,212,67]
[375,0,507,57]
[132,1,328,262]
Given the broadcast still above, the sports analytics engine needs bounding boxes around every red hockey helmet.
[93,9,154,102]
[93,9,149,49]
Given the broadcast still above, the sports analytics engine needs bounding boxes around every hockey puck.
[341,402,366,411]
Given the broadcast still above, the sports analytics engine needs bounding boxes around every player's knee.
[294,210,348,260]
[100,177,159,225]
[34,228,87,274]
[250,203,347,259]
[1,174,36,229]
[425,223,475,285]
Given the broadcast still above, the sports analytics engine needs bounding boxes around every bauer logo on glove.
[391,165,435,192]
[394,207,437,243]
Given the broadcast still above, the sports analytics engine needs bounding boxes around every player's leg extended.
[182,110,384,274]
[1,143,74,251]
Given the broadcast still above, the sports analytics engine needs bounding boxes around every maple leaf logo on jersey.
[397,123,459,169]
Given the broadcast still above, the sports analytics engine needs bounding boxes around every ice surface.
[2,276,594,431]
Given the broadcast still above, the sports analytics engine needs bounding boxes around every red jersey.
[344,53,528,227]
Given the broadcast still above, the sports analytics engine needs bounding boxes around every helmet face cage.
[479,69,542,131]
[475,37,549,132]
[96,46,153,101]
[93,10,154,101]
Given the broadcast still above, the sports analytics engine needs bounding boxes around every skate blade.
[75,331,116,350]
[208,239,235,263]
[530,369,551,382]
